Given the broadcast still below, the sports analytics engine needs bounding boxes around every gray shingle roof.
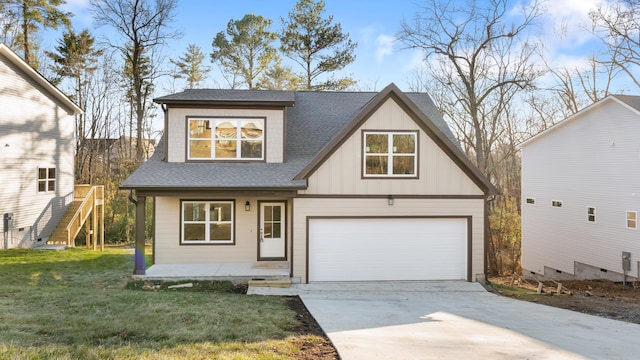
[613,95,640,112]
[122,85,463,190]
[154,89,295,105]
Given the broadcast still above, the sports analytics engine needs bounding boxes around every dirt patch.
[490,277,640,324]
[286,297,339,359]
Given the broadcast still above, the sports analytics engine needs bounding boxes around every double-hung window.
[182,201,234,244]
[37,167,56,193]
[188,117,264,160]
[363,131,417,177]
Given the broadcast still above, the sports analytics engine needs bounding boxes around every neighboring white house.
[521,95,640,282]
[0,44,82,249]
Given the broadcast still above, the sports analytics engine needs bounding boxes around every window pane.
[241,121,263,139]
[216,121,237,139]
[47,180,55,191]
[272,223,281,238]
[393,134,415,153]
[264,206,272,221]
[393,156,415,175]
[215,140,237,158]
[366,155,388,175]
[365,134,388,153]
[628,212,636,221]
[241,140,262,158]
[48,168,56,179]
[264,223,273,238]
[184,203,206,221]
[38,181,46,192]
[38,168,47,179]
[629,220,637,229]
[189,140,211,158]
[189,120,211,139]
[184,224,205,241]
[210,223,231,241]
[272,206,281,221]
[211,203,232,222]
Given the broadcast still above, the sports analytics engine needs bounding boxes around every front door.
[259,202,286,260]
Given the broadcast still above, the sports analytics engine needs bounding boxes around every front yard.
[0,247,336,359]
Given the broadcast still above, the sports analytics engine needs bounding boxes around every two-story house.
[1,44,83,249]
[122,83,496,283]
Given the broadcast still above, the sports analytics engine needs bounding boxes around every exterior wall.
[522,99,640,279]
[0,54,75,248]
[154,196,292,264]
[166,107,285,163]
[292,197,485,283]
[299,98,483,196]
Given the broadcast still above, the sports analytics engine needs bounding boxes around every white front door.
[259,202,286,259]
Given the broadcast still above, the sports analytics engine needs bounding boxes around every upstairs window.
[363,131,417,177]
[188,117,264,160]
[37,167,56,193]
[627,211,637,229]
[552,200,563,208]
[587,207,596,222]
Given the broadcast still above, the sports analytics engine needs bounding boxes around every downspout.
[128,190,137,205]
[161,103,168,162]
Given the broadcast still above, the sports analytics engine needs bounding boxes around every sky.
[44,0,621,95]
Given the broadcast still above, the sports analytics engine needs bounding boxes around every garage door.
[308,218,468,282]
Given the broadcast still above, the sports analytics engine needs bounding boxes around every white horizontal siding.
[300,98,483,196]
[522,99,640,277]
[166,108,284,163]
[0,54,75,246]
[292,197,485,283]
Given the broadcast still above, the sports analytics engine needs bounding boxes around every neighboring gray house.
[122,84,496,283]
[0,44,82,249]
[521,95,640,282]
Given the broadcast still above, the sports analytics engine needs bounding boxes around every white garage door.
[308,218,468,282]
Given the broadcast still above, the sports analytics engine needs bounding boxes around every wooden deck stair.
[47,185,105,250]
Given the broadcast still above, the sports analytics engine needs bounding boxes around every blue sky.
[50,0,616,92]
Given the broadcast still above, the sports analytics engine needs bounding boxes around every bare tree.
[397,0,543,180]
[590,0,640,90]
[90,0,180,164]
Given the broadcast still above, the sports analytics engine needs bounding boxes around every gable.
[299,97,484,196]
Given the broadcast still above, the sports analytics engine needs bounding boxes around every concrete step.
[247,278,292,288]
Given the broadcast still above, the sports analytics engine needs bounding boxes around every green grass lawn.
[0,247,319,359]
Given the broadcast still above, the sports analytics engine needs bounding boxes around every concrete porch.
[133,261,291,282]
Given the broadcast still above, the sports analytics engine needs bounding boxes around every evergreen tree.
[280,0,356,90]
[170,44,210,89]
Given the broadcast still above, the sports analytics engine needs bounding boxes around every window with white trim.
[551,200,563,208]
[187,118,264,160]
[182,201,234,244]
[363,131,417,177]
[627,211,637,229]
[37,167,56,193]
[587,207,596,223]
[525,198,535,204]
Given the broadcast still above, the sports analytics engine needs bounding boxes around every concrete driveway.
[255,281,640,359]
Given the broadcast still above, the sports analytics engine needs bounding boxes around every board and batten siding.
[166,108,285,163]
[292,198,485,282]
[0,53,75,247]
[154,196,292,264]
[522,99,640,278]
[298,98,483,196]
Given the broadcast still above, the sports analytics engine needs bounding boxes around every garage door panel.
[309,218,467,282]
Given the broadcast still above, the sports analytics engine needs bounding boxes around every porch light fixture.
[388,195,394,206]
[245,201,251,211]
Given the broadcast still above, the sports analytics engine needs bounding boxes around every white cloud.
[375,34,394,64]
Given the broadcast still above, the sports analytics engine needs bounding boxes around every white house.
[0,44,82,249]
[521,95,640,282]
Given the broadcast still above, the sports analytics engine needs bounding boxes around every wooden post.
[92,193,97,251]
[85,216,90,249]
[100,204,105,252]
[134,195,146,275]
